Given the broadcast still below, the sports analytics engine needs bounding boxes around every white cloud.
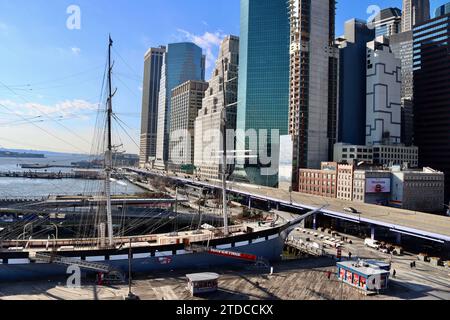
[176,29,226,74]
[0,99,98,119]
[0,22,11,36]
[71,47,81,55]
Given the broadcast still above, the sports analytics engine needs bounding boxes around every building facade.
[390,32,415,146]
[337,164,355,201]
[402,0,430,32]
[298,162,444,212]
[155,43,205,170]
[333,143,419,168]
[337,19,375,146]
[435,3,450,17]
[371,8,402,38]
[168,80,208,173]
[289,0,339,191]
[194,36,239,180]
[372,145,419,167]
[139,46,166,167]
[366,36,402,146]
[298,162,338,198]
[413,10,450,202]
[391,167,445,212]
[353,170,392,205]
[334,143,374,165]
[235,0,290,187]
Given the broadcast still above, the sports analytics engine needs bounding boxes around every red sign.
[157,257,173,265]
[208,248,257,262]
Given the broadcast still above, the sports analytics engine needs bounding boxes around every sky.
[0,0,448,155]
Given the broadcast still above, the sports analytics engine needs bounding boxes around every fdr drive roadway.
[126,168,450,245]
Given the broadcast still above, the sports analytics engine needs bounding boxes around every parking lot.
[290,227,450,300]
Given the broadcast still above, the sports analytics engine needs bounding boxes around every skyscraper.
[235,0,290,187]
[371,8,402,37]
[389,0,430,146]
[194,35,239,180]
[402,0,430,32]
[337,19,375,146]
[154,43,205,169]
[139,46,165,167]
[390,31,415,146]
[366,36,402,146]
[289,0,339,190]
[413,9,450,202]
[168,80,208,173]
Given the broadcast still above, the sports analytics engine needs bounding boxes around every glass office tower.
[155,43,205,168]
[337,19,375,146]
[235,0,290,187]
[413,10,450,202]
[139,46,166,167]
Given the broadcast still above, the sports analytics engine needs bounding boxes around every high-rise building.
[435,2,450,17]
[371,8,402,38]
[413,9,450,202]
[337,19,375,146]
[289,0,339,190]
[139,46,166,167]
[194,36,239,180]
[154,43,205,170]
[235,0,290,187]
[388,0,430,146]
[366,36,402,146]
[390,32,415,146]
[402,0,430,32]
[168,80,208,173]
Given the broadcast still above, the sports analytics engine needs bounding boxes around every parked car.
[364,238,381,249]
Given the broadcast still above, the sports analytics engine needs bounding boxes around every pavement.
[1,228,448,300]
[289,227,450,300]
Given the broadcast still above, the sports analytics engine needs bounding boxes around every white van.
[364,238,381,249]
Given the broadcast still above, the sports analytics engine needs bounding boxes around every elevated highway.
[126,168,450,245]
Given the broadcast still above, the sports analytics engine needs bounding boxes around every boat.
[0,37,319,282]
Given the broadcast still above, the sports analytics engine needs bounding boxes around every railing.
[33,252,113,273]
[286,236,325,257]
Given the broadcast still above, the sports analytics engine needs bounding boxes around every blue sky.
[0,0,448,154]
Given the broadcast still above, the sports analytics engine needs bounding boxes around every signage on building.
[366,178,391,193]
[321,162,337,171]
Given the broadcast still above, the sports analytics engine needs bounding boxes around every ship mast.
[105,35,114,246]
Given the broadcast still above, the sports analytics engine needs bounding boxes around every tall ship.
[0,38,317,282]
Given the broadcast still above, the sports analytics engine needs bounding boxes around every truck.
[364,238,381,250]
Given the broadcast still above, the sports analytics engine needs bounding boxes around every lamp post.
[125,238,140,300]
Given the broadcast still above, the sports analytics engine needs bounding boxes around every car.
[344,207,359,214]
[364,238,381,249]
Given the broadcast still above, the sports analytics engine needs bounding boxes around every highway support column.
[395,232,402,245]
